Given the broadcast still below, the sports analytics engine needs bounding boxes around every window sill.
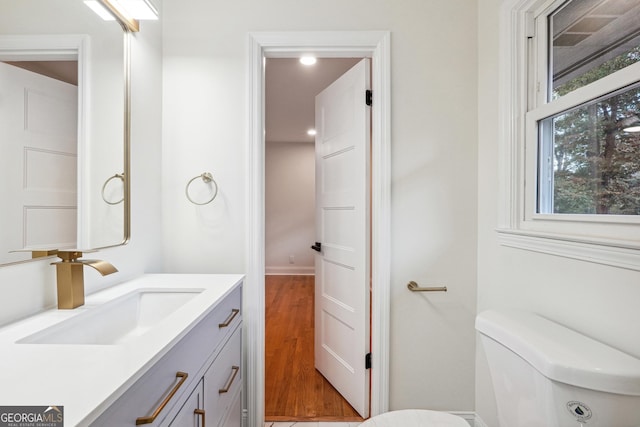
[496,228,640,271]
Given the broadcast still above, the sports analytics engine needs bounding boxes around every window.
[548,0,640,98]
[499,0,640,268]
[537,0,640,216]
[538,84,640,216]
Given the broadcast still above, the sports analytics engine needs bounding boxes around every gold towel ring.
[101,173,125,205]
[186,172,218,205]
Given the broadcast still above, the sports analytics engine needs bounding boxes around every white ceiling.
[265,57,361,144]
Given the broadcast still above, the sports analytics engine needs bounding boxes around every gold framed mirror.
[0,0,131,266]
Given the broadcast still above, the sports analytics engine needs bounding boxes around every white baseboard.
[445,412,488,427]
[265,266,314,275]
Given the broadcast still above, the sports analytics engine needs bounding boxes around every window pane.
[538,83,640,214]
[550,0,640,99]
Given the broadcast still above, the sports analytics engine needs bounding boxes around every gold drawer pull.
[136,371,188,425]
[194,409,206,427]
[218,308,240,328]
[218,366,240,394]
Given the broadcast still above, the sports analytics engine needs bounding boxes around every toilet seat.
[360,409,469,426]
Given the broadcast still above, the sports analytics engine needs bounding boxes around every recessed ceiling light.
[300,56,317,66]
[307,129,317,136]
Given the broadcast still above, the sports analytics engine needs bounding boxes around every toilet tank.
[476,310,640,427]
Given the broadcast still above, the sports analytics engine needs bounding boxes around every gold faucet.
[51,250,118,309]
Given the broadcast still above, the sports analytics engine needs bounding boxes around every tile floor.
[264,423,362,427]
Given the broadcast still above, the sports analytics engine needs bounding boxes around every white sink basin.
[18,288,203,345]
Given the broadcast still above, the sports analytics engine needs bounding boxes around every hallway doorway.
[264,57,367,421]
[245,31,391,427]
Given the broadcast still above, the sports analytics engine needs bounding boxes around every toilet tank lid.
[476,310,640,396]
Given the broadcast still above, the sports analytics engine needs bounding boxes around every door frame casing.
[245,31,391,427]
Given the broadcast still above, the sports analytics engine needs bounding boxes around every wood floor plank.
[264,275,363,422]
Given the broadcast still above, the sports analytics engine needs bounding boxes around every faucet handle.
[55,249,99,262]
[31,249,59,259]
[56,250,84,262]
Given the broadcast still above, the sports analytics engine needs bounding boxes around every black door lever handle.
[311,242,322,252]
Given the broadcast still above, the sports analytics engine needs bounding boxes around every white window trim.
[497,0,640,271]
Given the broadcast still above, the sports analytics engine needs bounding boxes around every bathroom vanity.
[0,274,244,427]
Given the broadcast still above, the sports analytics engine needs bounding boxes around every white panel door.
[314,58,371,418]
[0,62,77,257]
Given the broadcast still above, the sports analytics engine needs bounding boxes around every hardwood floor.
[265,275,363,422]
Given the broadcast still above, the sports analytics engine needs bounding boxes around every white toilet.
[476,309,640,426]
[363,309,640,427]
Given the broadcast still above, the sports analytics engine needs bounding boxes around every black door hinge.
[366,90,372,106]
[365,352,372,369]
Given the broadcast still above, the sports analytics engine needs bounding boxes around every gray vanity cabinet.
[92,284,242,427]
[168,325,242,427]
[200,326,242,427]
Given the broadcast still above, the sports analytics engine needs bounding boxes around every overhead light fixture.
[300,56,317,66]
[84,1,115,20]
[111,0,158,20]
[307,129,317,136]
[85,0,157,32]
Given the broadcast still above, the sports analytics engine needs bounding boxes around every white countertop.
[0,273,244,426]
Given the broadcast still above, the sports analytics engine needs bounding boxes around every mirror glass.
[0,0,129,265]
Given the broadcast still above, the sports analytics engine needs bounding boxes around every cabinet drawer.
[92,285,242,427]
[219,387,242,427]
[204,326,242,427]
[168,380,204,427]
[207,285,242,355]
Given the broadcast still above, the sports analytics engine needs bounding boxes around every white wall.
[162,0,478,413]
[0,15,164,326]
[476,1,640,425]
[265,141,315,275]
